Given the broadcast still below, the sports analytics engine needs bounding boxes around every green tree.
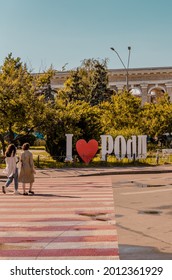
[58,58,114,106]
[44,99,104,160]
[0,53,54,153]
[35,67,56,102]
[99,91,142,136]
[140,94,172,137]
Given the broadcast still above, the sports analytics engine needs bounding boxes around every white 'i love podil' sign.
[65,134,147,163]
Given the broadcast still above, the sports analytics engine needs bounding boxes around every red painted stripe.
[0,235,118,243]
[0,224,116,231]
[0,248,119,257]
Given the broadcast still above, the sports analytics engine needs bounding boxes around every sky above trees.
[0,0,172,72]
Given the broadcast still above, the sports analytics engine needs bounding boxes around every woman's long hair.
[5,144,16,157]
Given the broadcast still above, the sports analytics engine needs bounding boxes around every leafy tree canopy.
[0,53,55,152]
[57,58,114,106]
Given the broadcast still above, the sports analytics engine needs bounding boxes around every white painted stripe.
[0,220,116,226]
[2,242,119,250]
[0,230,117,237]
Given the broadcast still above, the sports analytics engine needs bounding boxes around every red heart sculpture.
[76,139,98,163]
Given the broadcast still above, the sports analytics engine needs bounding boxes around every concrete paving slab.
[112,173,172,260]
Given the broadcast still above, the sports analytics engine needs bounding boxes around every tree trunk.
[0,134,6,155]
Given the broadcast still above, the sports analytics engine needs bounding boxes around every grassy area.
[1,147,172,169]
[30,151,172,168]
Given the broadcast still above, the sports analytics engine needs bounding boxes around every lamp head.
[110,47,115,51]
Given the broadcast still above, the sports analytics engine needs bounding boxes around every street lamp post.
[110,46,131,91]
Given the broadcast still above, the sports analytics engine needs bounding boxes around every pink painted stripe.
[0,196,113,199]
[0,205,113,209]
[0,189,112,192]
[0,210,114,215]
[0,197,113,202]
[0,235,118,243]
[0,210,114,222]
[1,190,106,193]
[0,205,114,209]
[0,212,114,218]
[0,202,113,209]
[0,210,114,214]
[0,248,119,257]
[0,217,90,222]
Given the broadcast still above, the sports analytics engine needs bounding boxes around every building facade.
[51,66,172,104]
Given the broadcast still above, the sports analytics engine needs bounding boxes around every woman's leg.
[29,183,33,191]
[2,176,13,194]
[5,176,13,188]
[13,168,18,191]
[29,183,34,194]
[22,183,27,194]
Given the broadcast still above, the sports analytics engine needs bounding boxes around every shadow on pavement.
[32,194,81,198]
[119,244,172,260]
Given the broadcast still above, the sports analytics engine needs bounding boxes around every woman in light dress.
[2,144,19,195]
[19,143,36,195]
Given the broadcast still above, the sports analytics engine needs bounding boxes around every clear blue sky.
[0,0,172,72]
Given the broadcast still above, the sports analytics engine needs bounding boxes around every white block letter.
[65,134,73,161]
[138,135,147,159]
[100,135,113,160]
[127,136,137,160]
[114,136,126,160]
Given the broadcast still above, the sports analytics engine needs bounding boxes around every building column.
[165,83,172,101]
[140,84,148,105]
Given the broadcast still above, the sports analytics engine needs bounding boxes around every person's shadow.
[31,194,81,198]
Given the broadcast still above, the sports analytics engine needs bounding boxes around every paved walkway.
[0,175,118,260]
[25,164,172,177]
[1,164,172,180]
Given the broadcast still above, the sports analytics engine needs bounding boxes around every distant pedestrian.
[2,144,19,195]
[19,143,36,195]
